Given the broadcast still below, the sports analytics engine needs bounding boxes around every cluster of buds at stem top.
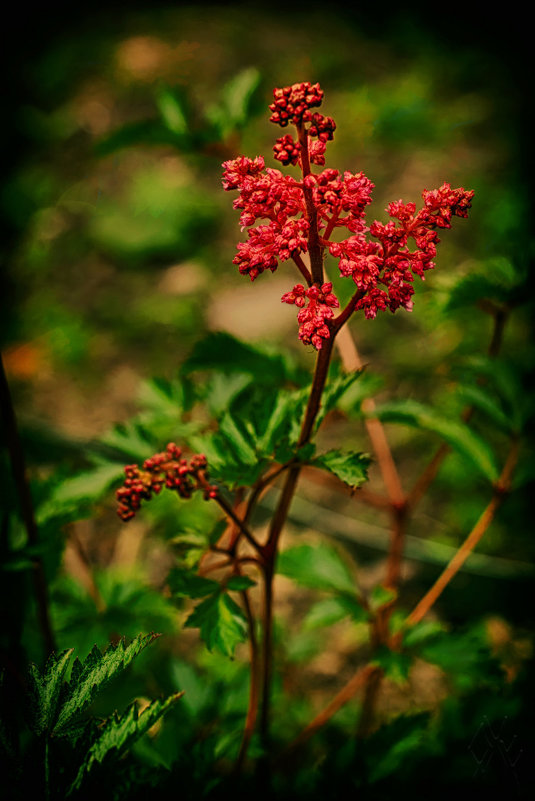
[116,442,217,521]
[222,81,474,347]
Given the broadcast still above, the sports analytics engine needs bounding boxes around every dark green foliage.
[185,591,248,657]
[68,692,183,794]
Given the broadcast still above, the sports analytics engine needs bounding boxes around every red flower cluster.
[269,82,324,126]
[223,81,473,346]
[282,282,339,349]
[116,443,217,521]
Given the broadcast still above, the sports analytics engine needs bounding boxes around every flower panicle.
[222,82,473,345]
[116,442,217,521]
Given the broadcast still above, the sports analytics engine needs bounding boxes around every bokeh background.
[2,2,533,796]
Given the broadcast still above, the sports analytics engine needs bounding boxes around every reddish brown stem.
[292,253,312,285]
[282,664,381,756]
[235,587,260,773]
[296,123,323,284]
[403,439,518,631]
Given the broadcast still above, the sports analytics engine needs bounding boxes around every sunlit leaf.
[278,543,356,596]
[311,449,370,489]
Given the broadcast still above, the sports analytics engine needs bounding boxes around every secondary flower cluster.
[116,443,217,521]
[281,282,339,349]
[223,81,474,345]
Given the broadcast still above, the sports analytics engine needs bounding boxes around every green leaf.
[205,68,262,137]
[168,568,220,599]
[26,649,74,736]
[311,449,370,489]
[38,463,124,522]
[278,543,357,596]
[370,399,499,482]
[226,575,256,592]
[184,592,248,657]
[53,633,159,736]
[156,86,190,136]
[445,257,524,311]
[455,384,513,433]
[369,585,397,611]
[402,620,445,649]
[303,596,367,630]
[315,369,365,429]
[181,331,304,386]
[68,693,183,794]
[372,646,411,685]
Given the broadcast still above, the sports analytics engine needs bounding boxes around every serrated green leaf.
[26,649,74,736]
[315,369,365,430]
[98,422,156,462]
[226,575,256,592]
[168,568,219,599]
[184,592,247,657]
[311,449,370,489]
[278,543,357,596]
[68,692,183,794]
[53,634,159,736]
[181,331,304,386]
[303,596,367,630]
[39,463,124,519]
[371,399,499,482]
[218,412,258,466]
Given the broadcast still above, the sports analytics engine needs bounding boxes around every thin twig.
[235,586,260,773]
[281,664,381,757]
[403,439,519,631]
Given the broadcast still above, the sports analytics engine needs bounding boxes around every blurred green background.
[1,2,533,797]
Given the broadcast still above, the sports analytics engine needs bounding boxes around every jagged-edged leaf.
[168,568,220,599]
[68,693,183,794]
[315,369,365,429]
[53,634,159,736]
[26,649,73,735]
[184,592,248,657]
[226,575,256,592]
[370,399,499,482]
[303,596,367,630]
[98,421,157,461]
[181,331,305,386]
[38,463,125,523]
[311,449,370,489]
[278,543,357,596]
